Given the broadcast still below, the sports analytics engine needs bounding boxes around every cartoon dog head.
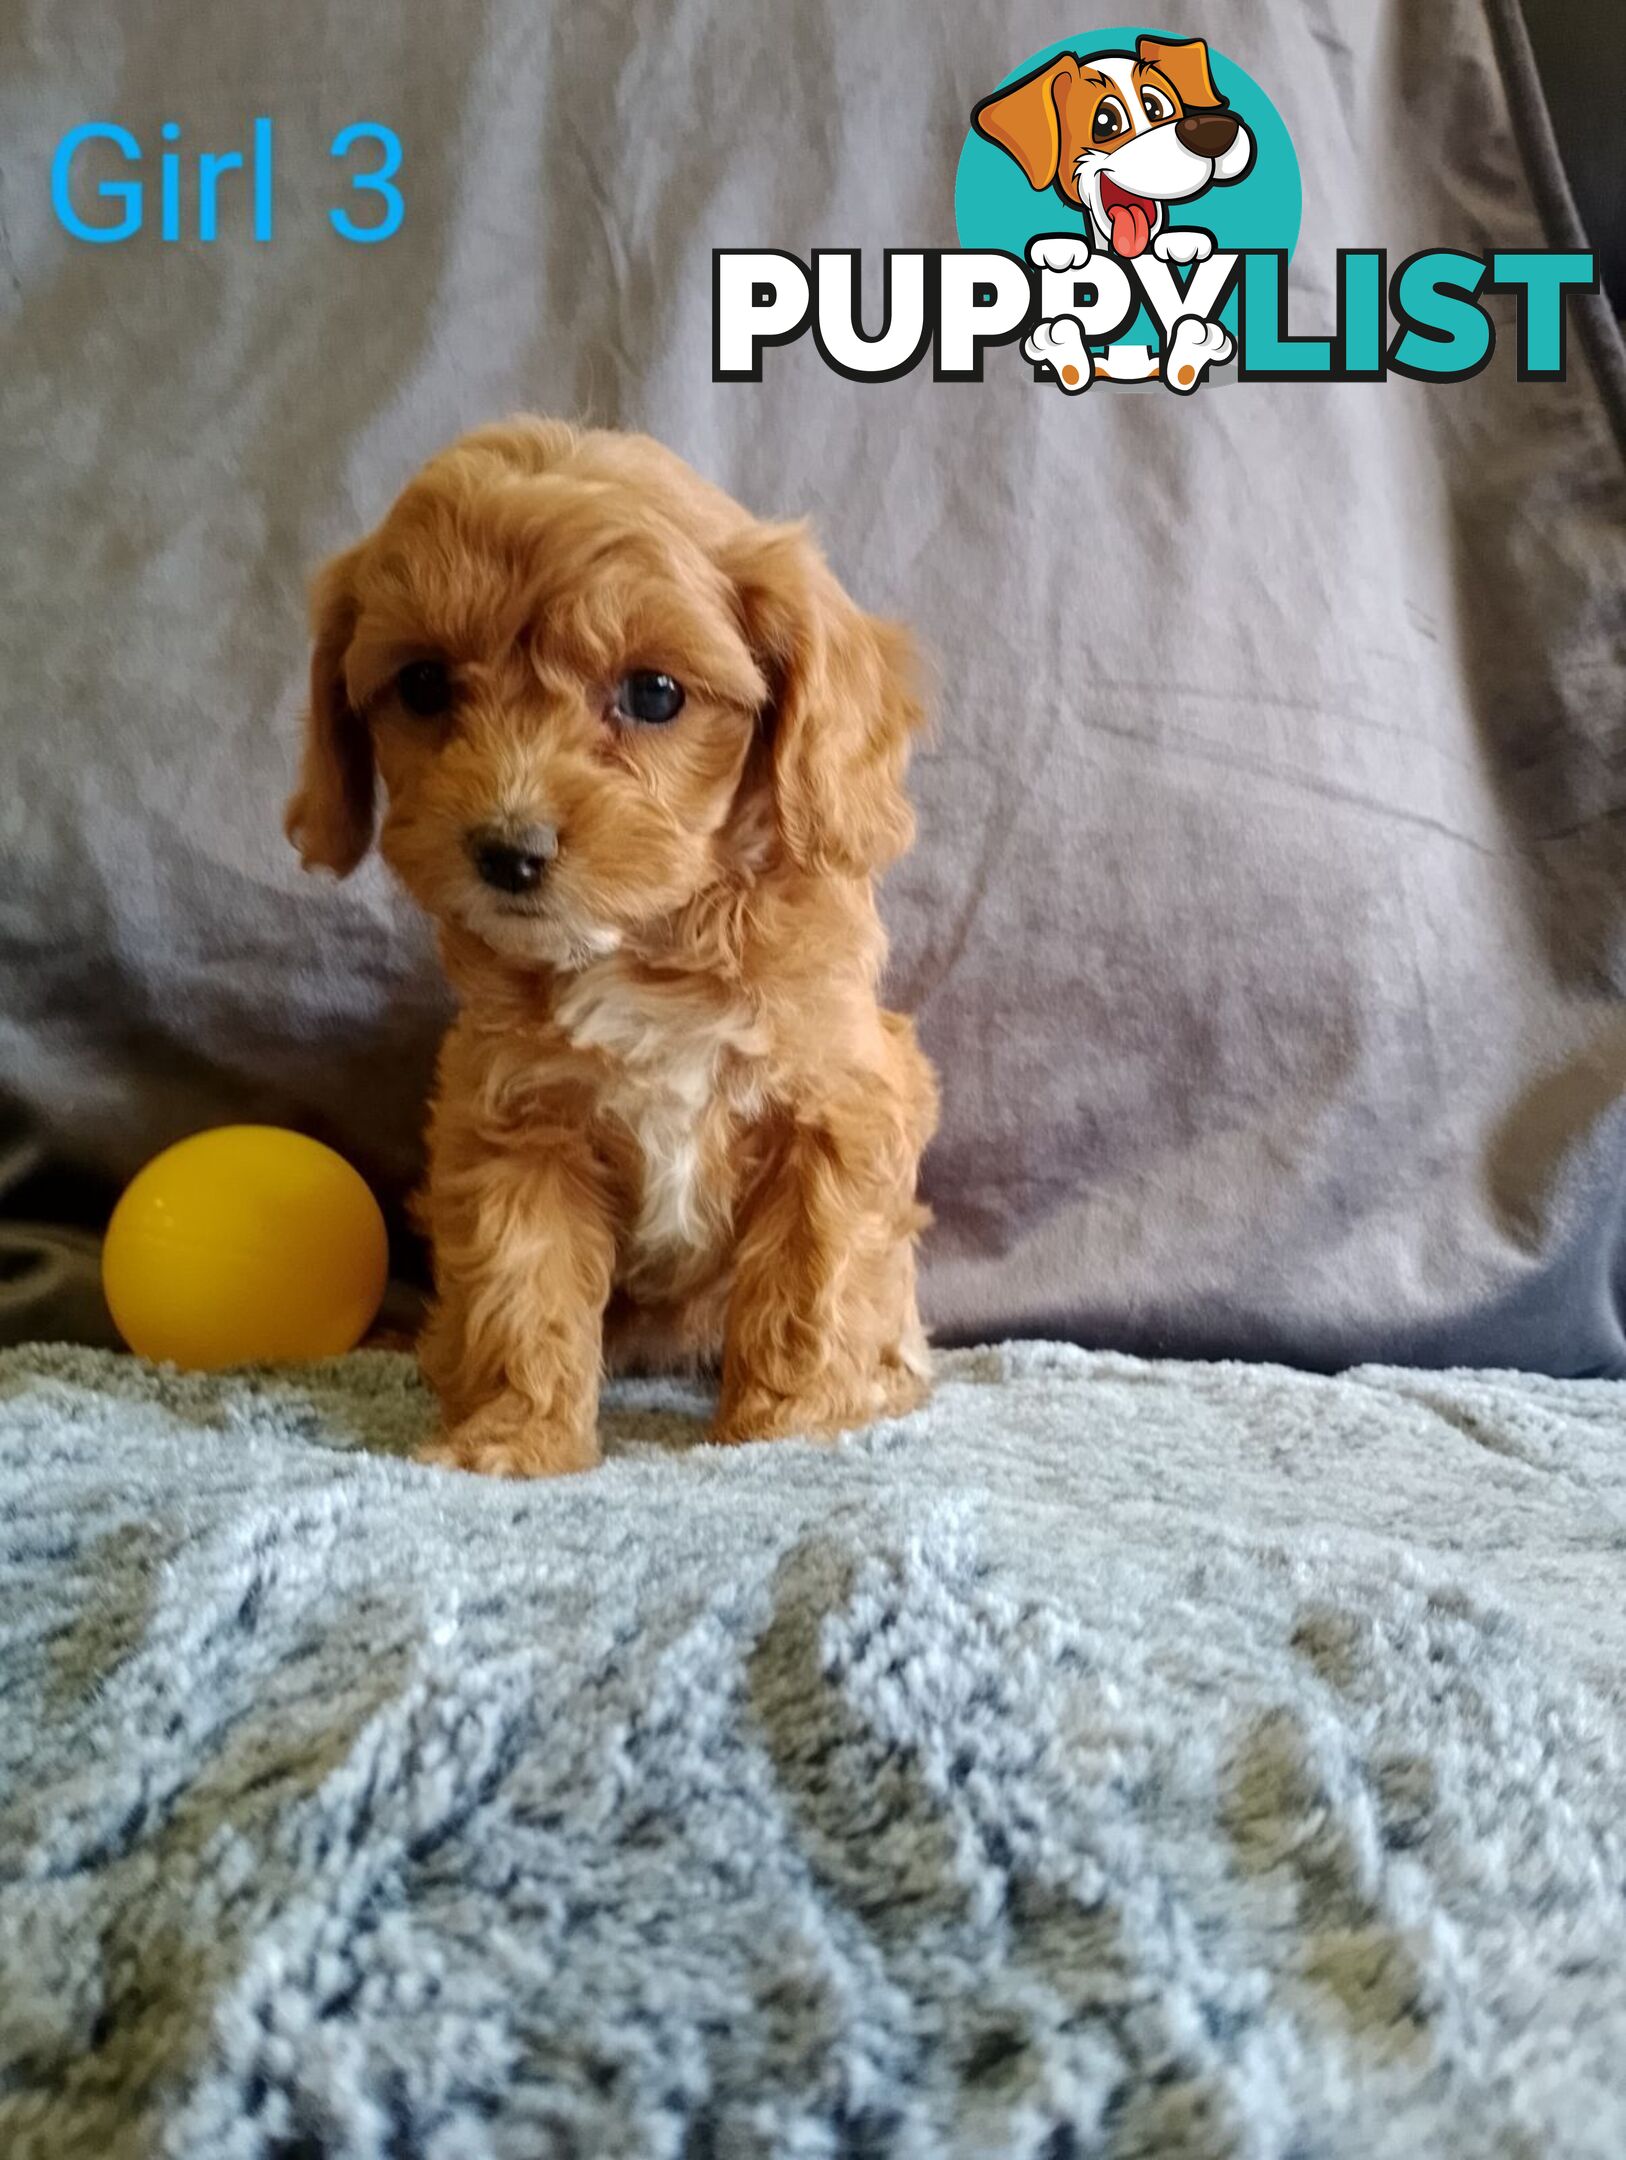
[972,35,1254,259]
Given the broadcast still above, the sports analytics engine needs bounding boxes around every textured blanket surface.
[2,1343,1625,2160]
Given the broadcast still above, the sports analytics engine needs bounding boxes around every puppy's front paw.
[419,1394,599,1479]
[1162,315,1234,392]
[714,1365,929,1448]
[1027,232,1093,272]
[1153,227,1214,266]
[713,1385,812,1448]
[1022,317,1094,394]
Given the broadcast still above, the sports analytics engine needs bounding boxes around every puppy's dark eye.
[396,660,454,718]
[1139,87,1173,124]
[614,671,686,726]
[1092,96,1130,141]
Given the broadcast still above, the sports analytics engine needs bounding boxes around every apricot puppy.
[287,419,937,1475]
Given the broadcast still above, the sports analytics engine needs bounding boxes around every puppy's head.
[286,419,922,969]
[972,35,1254,257]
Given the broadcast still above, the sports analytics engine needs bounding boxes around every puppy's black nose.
[1176,110,1240,158]
[468,823,558,894]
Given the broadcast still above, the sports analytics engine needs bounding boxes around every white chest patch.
[553,967,763,1275]
[616,1066,713,1261]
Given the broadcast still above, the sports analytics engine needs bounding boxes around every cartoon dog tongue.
[1106,193,1153,258]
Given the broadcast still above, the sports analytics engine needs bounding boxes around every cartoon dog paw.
[1162,316,1234,393]
[1023,317,1094,393]
[1026,232,1093,272]
[1153,227,1215,266]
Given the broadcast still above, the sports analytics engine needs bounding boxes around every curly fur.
[286,418,937,1475]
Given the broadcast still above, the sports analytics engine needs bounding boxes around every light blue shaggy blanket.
[2,1342,1625,2159]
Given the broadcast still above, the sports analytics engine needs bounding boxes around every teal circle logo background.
[955,28,1300,343]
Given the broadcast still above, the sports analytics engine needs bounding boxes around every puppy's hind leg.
[1162,315,1234,393]
[1023,317,1095,395]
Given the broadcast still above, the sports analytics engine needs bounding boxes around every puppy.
[286,420,937,1477]
[973,33,1255,265]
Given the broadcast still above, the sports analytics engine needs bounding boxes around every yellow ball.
[102,1126,389,1369]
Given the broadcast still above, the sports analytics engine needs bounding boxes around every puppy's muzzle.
[1175,111,1240,158]
[467,822,558,895]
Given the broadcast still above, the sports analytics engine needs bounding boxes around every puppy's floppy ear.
[726,521,924,878]
[972,55,1081,192]
[284,544,373,876]
[1137,33,1225,110]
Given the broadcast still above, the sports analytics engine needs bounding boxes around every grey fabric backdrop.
[2,0,1625,1372]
